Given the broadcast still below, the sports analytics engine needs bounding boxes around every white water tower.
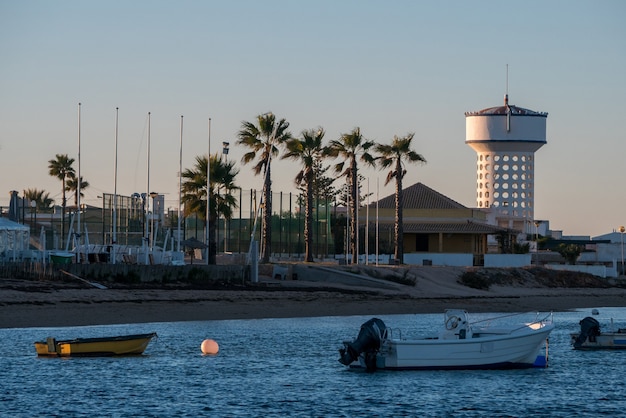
[465,95,547,232]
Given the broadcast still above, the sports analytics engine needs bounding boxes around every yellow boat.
[34,333,157,357]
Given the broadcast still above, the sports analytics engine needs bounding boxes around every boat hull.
[367,325,553,370]
[570,332,626,350]
[49,252,74,265]
[341,311,554,371]
[35,333,157,357]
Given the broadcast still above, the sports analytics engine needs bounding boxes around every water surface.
[2,308,625,417]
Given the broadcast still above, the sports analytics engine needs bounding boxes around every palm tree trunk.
[61,179,67,246]
[304,170,314,262]
[394,159,404,263]
[350,160,358,264]
[262,163,272,263]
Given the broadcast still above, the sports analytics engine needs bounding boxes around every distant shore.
[1,274,625,328]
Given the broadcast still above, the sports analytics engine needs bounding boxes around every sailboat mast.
[146,112,151,254]
[77,102,82,251]
[178,115,183,253]
[206,117,211,264]
[112,107,119,263]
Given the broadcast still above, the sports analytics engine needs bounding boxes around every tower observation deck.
[465,95,547,230]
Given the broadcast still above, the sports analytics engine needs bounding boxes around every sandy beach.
[2,265,625,329]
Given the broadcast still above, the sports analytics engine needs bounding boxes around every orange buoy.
[201,339,219,355]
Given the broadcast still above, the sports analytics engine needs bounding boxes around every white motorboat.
[339,309,554,371]
[571,316,626,350]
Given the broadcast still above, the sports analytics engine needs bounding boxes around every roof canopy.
[0,217,29,231]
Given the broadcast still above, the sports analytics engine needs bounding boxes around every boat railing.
[385,328,402,340]
[471,312,553,334]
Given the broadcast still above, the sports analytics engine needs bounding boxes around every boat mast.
[205,117,211,264]
[145,112,151,263]
[112,107,119,264]
[178,115,183,253]
[76,102,82,260]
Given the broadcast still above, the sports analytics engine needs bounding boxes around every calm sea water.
[1,308,626,417]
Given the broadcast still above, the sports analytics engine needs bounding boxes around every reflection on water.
[1,309,626,416]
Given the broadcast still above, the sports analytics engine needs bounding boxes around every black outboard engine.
[339,318,387,368]
[574,316,601,348]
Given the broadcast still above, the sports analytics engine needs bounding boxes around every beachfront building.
[361,182,515,266]
[465,95,548,235]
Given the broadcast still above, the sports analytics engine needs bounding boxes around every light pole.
[619,225,626,274]
[150,192,158,250]
[30,200,36,233]
[534,221,540,251]
[221,141,230,253]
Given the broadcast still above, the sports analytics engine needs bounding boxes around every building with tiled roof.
[361,182,516,263]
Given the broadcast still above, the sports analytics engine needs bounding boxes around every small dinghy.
[35,333,157,357]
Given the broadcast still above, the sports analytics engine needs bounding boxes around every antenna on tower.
[505,64,511,132]
[505,63,509,105]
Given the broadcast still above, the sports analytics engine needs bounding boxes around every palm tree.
[181,154,239,264]
[283,127,326,262]
[23,188,54,211]
[65,174,90,206]
[375,133,426,263]
[48,154,75,243]
[326,127,376,264]
[237,112,292,263]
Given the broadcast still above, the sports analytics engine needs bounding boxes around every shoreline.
[2,277,625,328]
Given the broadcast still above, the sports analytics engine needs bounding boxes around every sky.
[1,0,624,238]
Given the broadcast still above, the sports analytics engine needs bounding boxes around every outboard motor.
[339,318,387,368]
[574,316,601,348]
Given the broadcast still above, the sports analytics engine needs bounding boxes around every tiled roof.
[465,104,547,117]
[403,222,509,234]
[375,221,509,234]
[372,182,467,210]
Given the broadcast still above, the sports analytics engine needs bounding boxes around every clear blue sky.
[1,0,624,237]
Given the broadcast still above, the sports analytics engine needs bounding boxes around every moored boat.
[35,333,157,357]
[571,316,626,350]
[339,310,553,371]
[49,251,74,265]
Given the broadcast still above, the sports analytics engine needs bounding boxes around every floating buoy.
[201,339,219,355]
[592,309,599,315]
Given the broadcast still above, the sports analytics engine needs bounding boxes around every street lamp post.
[619,225,626,274]
[30,200,36,233]
[221,142,230,253]
[150,192,158,250]
[534,221,540,252]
